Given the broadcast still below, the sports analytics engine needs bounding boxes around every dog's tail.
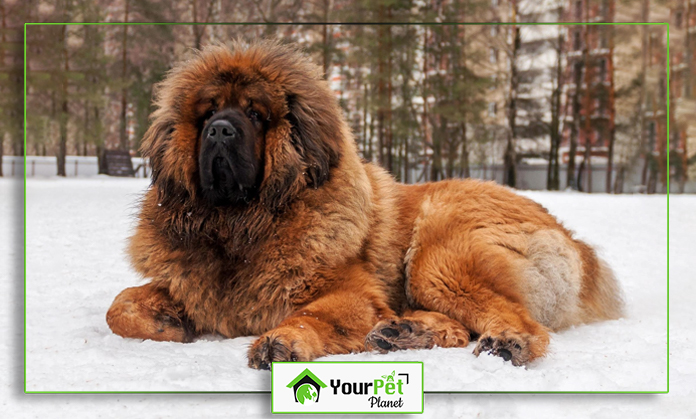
[576,240,625,323]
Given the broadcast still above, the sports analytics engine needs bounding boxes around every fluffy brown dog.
[106,41,623,368]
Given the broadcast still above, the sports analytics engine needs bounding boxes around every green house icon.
[286,368,328,404]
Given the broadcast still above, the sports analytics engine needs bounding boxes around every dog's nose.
[207,120,237,142]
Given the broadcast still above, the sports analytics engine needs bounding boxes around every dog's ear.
[286,93,342,188]
[140,117,175,187]
[259,93,343,213]
[139,116,197,207]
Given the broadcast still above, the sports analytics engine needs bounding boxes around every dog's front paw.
[473,331,539,366]
[365,318,435,353]
[247,327,315,370]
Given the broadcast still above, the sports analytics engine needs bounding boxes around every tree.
[547,22,563,191]
[341,0,414,176]
[57,24,69,176]
[638,0,650,192]
[190,0,219,50]
[503,0,520,188]
[391,23,420,183]
[0,0,27,174]
[421,1,489,182]
[606,24,616,193]
[25,1,77,177]
[580,5,593,193]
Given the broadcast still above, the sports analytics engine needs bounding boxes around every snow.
[2,177,694,417]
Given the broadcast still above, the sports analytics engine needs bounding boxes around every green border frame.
[271,361,424,414]
[22,21,670,396]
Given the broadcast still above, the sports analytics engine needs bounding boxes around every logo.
[272,362,423,413]
[286,368,328,404]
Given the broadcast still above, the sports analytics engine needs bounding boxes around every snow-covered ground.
[2,177,694,417]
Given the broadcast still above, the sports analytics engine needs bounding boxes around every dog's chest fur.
[131,168,381,337]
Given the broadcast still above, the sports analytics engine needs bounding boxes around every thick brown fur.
[106,40,624,368]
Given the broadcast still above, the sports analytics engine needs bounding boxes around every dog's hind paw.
[473,331,537,366]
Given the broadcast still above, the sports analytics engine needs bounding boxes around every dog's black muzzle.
[198,110,259,206]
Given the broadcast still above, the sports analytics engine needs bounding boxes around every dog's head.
[142,41,343,211]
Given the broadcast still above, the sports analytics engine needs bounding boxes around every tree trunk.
[614,164,624,194]
[0,133,3,177]
[686,0,693,97]
[403,131,410,184]
[12,12,23,164]
[58,98,68,177]
[385,14,393,174]
[503,2,520,188]
[377,103,384,167]
[397,134,404,182]
[362,82,369,160]
[547,126,558,189]
[0,2,4,176]
[548,23,563,190]
[95,107,107,174]
[503,136,517,187]
[403,74,411,184]
[582,133,592,192]
[377,18,386,168]
[577,158,585,192]
[12,134,22,156]
[57,25,69,177]
[422,27,430,182]
[460,122,470,178]
[82,99,89,156]
[97,147,105,174]
[647,157,657,194]
[119,0,130,151]
[368,111,374,163]
[568,63,581,190]
[582,8,593,193]
[606,24,616,192]
[374,18,394,173]
[639,0,649,190]
[192,0,198,47]
[446,137,456,179]
[322,0,330,79]
[606,109,616,192]
[459,22,469,179]
[431,116,445,181]
[192,0,205,50]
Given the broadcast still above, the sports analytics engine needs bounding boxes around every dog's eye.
[248,110,260,123]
